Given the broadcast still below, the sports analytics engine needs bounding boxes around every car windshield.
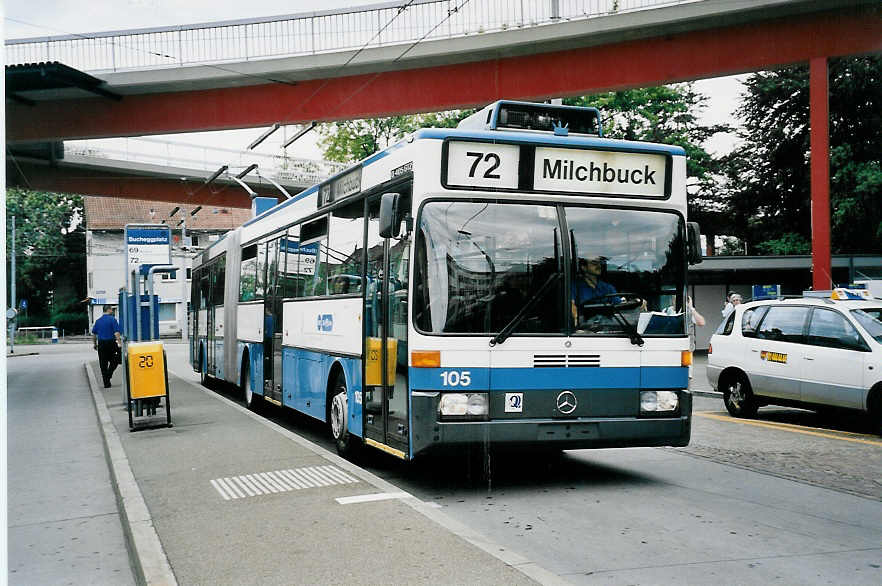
[413,201,687,337]
[851,308,882,342]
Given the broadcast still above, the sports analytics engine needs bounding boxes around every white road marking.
[335,491,412,505]
[210,479,232,500]
[211,465,358,500]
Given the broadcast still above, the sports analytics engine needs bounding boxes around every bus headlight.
[640,390,679,413]
[440,393,489,418]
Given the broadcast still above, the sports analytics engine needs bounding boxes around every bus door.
[206,267,217,374]
[263,239,283,404]
[363,196,410,458]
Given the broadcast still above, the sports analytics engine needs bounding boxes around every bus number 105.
[440,370,471,387]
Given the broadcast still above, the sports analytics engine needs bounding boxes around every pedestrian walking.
[92,305,122,388]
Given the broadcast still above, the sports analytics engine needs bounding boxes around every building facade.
[84,197,251,337]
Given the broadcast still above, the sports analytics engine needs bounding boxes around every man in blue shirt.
[92,305,122,388]
[571,256,617,324]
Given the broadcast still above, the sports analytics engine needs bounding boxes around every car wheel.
[329,373,359,457]
[722,371,757,418]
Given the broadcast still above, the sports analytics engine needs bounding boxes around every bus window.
[212,261,225,307]
[280,228,306,298]
[255,243,268,299]
[301,216,329,297]
[266,238,280,300]
[198,271,209,310]
[327,200,364,295]
[240,244,257,301]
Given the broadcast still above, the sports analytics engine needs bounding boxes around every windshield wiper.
[489,272,560,347]
[579,293,645,346]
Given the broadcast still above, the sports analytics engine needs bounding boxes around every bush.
[51,311,89,335]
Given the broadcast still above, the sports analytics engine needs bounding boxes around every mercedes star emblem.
[556,390,577,414]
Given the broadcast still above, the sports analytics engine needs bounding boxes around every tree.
[319,109,474,163]
[720,56,882,254]
[6,188,87,331]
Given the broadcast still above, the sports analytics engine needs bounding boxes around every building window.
[186,268,192,280]
[161,271,176,281]
[158,303,177,321]
[88,272,93,289]
[191,235,199,246]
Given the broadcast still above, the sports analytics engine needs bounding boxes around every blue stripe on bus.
[408,366,687,391]
[280,347,364,437]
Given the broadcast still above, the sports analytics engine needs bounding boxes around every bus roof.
[236,127,686,232]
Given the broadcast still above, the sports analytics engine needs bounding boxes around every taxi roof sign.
[831,288,871,300]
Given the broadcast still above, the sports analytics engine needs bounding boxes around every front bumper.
[410,391,692,457]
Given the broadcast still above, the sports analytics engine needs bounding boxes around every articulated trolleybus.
[190,100,702,460]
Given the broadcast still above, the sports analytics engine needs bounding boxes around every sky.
[3,0,746,160]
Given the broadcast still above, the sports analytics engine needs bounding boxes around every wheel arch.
[239,346,250,387]
[326,360,347,422]
[719,366,749,388]
[867,381,882,414]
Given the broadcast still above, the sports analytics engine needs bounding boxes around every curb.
[692,390,723,399]
[85,362,178,586]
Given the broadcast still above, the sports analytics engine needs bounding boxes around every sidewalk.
[86,360,555,585]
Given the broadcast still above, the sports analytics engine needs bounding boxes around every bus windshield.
[413,201,687,337]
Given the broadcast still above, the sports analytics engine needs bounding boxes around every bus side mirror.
[379,192,401,238]
[687,222,703,265]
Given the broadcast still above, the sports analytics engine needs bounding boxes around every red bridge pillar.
[810,56,831,290]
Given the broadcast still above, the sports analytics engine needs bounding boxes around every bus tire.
[722,370,757,418]
[329,373,359,457]
[241,356,259,412]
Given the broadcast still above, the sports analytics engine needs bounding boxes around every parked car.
[706,290,882,434]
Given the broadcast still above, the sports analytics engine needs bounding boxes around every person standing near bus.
[92,305,122,388]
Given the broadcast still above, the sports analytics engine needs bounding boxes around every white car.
[706,291,882,435]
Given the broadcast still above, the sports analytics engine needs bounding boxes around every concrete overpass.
[7,138,345,208]
[6,0,882,287]
[6,0,880,140]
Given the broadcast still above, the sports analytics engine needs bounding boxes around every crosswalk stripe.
[211,465,359,500]
[210,479,232,500]
[218,477,244,499]
[233,475,258,496]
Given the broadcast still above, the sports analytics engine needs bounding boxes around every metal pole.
[120,287,129,404]
[9,216,16,354]
[131,270,140,342]
[148,273,155,342]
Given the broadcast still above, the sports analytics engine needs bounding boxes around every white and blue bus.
[190,100,702,460]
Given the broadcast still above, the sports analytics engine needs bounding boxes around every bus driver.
[571,255,617,322]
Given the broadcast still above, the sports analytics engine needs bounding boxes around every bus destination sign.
[534,147,667,197]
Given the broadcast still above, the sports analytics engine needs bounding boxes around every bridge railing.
[65,138,347,187]
[6,0,697,72]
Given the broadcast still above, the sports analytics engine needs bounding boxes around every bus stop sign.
[125,224,171,275]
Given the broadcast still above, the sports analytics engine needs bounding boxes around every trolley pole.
[9,216,16,354]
